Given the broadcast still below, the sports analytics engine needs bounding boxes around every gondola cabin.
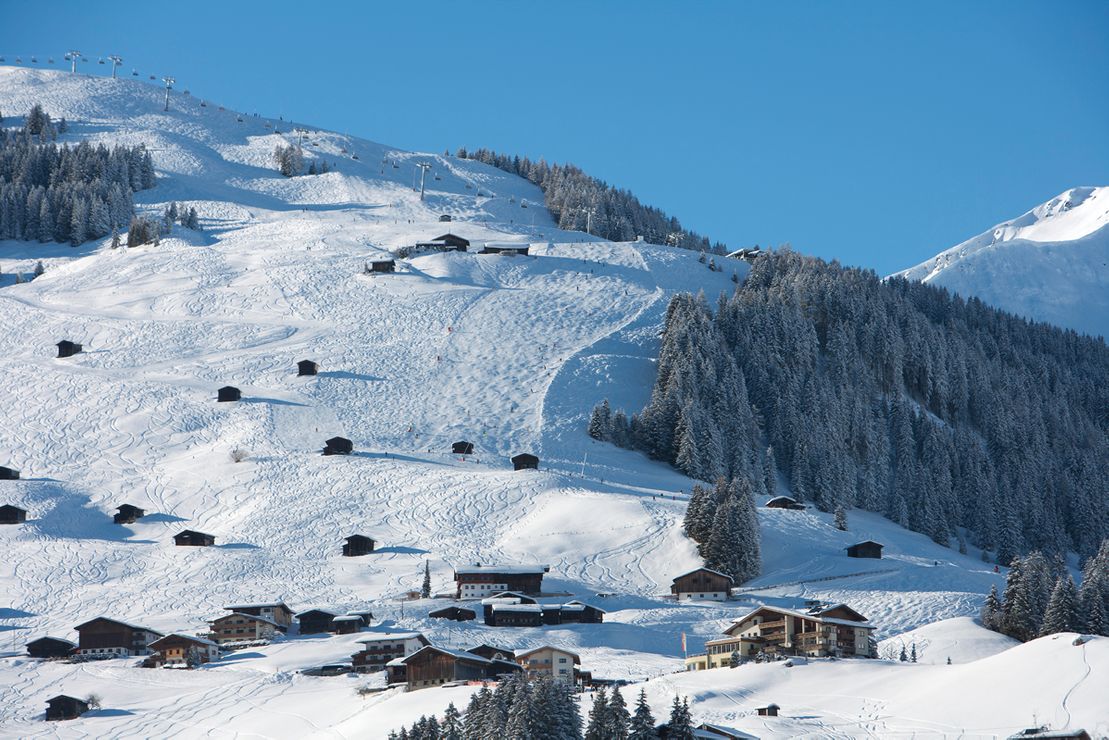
[0,504,27,524]
[174,529,215,547]
[343,534,375,556]
[0,466,20,480]
[56,341,83,358]
[45,695,89,721]
[113,504,145,524]
[297,360,319,376]
[323,437,353,455]
[511,453,539,471]
[452,441,474,455]
[217,386,241,402]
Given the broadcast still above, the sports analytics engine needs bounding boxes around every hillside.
[0,67,1103,737]
[896,186,1109,338]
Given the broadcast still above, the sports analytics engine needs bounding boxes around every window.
[558,658,567,663]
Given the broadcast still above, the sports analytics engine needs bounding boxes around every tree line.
[0,104,155,245]
[456,147,726,253]
[593,249,1109,562]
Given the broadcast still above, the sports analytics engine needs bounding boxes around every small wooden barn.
[27,636,75,659]
[0,465,20,480]
[297,360,319,376]
[765,496,805,510]
[670,567,734,601]
[45,695,89,721]
[174,529,215,547]
[512,453,539,471]
[323,436,353,455]
[480,242,530,256]
[368,259,396,273]
[756,703,780,717]
[297,609,339,634]
[433,233,470,250]
[466,644,513,661]
[217,386,241,402]
[438,214,452,222]
[452,441,474,455]
[56,341,83,358]
[1,504,27,524]
[113,504,145,524]
[331,615,365,634]
[342,534,375,556]
[429,606,476,622]
[846,540,883,559]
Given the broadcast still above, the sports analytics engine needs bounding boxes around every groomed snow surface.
[0,67,1105,738]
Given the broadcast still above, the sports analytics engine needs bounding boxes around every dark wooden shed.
[756,703,780,717]
[765,496,805,510]
[114,504,145,524]
[56,341,83,358]
[439,214,452,222]
[323,436,353,455]
[217,386,241,402]
[297,609,339,634]
[0,504,28,524]
[429,606,476,622]
[297,360,319,376]
[174,529,215,547]
[0,466,20,480]
[343,534,375,556]
[452,441,474,455]
[466,643,512,661]
[846,540,883,559]
[433,233,470,250]
[45,695,89,721]
[368,259,396,273]
[480,243,530,256]
[27,636,75,659]
[512,453,539,471]
[332,615,365,634]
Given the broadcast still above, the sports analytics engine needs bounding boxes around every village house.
[481,591,538,621]
[73,617,162,657]
[113,504,145,524]
[846,540,884,559]
[174,529,215,546]
[511,453,539,471]
[297,360,320,376]
[56,340,83,358]
[402,645,520,691]
[209,612,282,644]
[26,636,75,659]
[351,632,430,674]
[147,634,221,666]
[487,602,544,627]
[765,496,805,510]
[217,386,241,402]
[342,534,375,556]
[323,436,353,455]
[431,233,470,250]
[332,615,365,634]
[480,241,530,256]
[223,602,295,629]
[0,465,20,480]
[467,643,515,661]
[0,504,27,524]
[367,259,396,273]
[296,609,339,634]
[45,695,89,721]
[455,565,549,598]
[452,440,474,455]
[556,601,606,624]
[671,567,734,601]
[515,646,581,684]
[429,606,476,621]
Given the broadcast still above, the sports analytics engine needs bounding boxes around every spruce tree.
[421,561,431,598]
[666,697,694,740]
[1041,575,1079,635]
[441,703,463,740]
[607,686,630,740]
[589,400,612,440]
[629,689,657,740]
[834,505,848,531]
[981,585,1002,631]
[584,687,608,740]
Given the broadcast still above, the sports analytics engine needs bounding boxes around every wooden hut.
[433,233,470,250]
[297,609,339,634]
[466,644,513,661]
[452,441,474,455]
[403,646,495,691]
[323,436,353,455]
[429,606,476,621]
[26,636,75,659]
[56,341,83,358]
[113,504,145,524]
[846,541,884,559]
[45,695,89,721]
[217,386,241,402]
[670,567,734,601]
[332,615,365,634]
[343,534,375,556]
[0,504,27,524]
[174,529,215,547]
[368,259,396,273]
[297,360,319,376]
[756,703,780,717]
[511,453,539,471]
[765,496,805,510]
[0,465,20,480]
[438,214,452,222]
[480,242,530,256]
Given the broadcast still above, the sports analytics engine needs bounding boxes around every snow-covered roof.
[671,567,734,583]
[74,617,162,635]
[213,612,280,627]
[492,603,542,612]
[151,633,220,648]
[483,241,530,249]
[560,601,606,613]
[403,645,491,665]
[225,602,291,611]
[455,565,548,575]
[331,615,363,622]
[515,645,580,662]
[730,604,873,629]
[357,632,425,643]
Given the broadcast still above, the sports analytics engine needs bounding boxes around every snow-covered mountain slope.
[0,67,1102,737]
[894,186,1109,338]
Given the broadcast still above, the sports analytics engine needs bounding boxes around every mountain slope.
[895,186,1109,338]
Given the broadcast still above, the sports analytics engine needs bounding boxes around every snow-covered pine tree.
[606,686,630,740]
[584,687,608,740]
[588,399,612,440]
[834,505,848,531]
[421,561,431,598]
[981,585,1002,631]
[629,689,657,740]
[441,703,463,740]
[666,697,694,739]
[1040,575,1079,635]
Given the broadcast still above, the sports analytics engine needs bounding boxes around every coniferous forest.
[0,104,155,245]
[456,147,726,253]
[594,249,1109,564]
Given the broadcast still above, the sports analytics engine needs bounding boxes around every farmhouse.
[515,646,580,684]
[487,602,543,627]
[297,609,339,634]
[113,504,145,524]
[455,565,549,598]
[432,233,470,250]
[209,612,282,644]
[557,601,606,624]
[332,615,366,634]
[511,453,539,471]
[148,634,221,666]
[56,340,83,358]
[467,643,514,661]
[402,646,514,691]
[429,606,476,621]
[343,534,375,556]
[217,386,241,402]
[0,504,27,524]
[223,602,294,629]
[73,617,162,657]
[45,695,89,721]
[26,636,75,659]
[367,259,396,273]
[484,598,605,627]
[297,360,319,376]
[480,241,530,256]
[451,440,474,455]
[323,436,353,455]
[765,496,805,510]
[0,465,20,480]
[351,632,430,674]
[846,540,884,559]
[174,529,215,546]
[671,567,734,601]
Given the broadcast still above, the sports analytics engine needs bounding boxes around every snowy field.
[0,67,1105,738]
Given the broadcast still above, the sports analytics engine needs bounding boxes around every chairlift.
[132,69,138,76]
[200,101,207,107]
[98,57,106,64]
[48,58,55,64]
[149,74,156,80]
[31,56,38,63]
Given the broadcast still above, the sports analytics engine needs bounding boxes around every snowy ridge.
[895,186,1109,338]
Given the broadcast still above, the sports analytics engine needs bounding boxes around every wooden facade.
[368,259,396,273]
[515,646,580,684]
[351,632,430,673]
[511,453,538,471]
[332,615,365,634]
[217,386,241,402]
[757,704,780,717]
[403,646,493,691]
[433,233,470,250]
[74,617,162,656]
[455,566,548,597]
[765,496,805,510]
[27,636,75,659]
[0,465,20,480]
[452,441,474,455]
[113,504,145,524]
[297,360,319,376]
[343,534,375,556]
[209,613,280,644]
[174,529,215,546]
[56,340,83,358]
[671,568,734,601]
[223,602,294,629]
[429,606,476,621]
[297,609,339,634]
[323,436,353,455]
[0,504,27,524]
[45,695,89,721]
[467,644,514,661]
[439,214,452,222]
[846,541,883,559]
[148,634,221,666]
[480,243,530,256]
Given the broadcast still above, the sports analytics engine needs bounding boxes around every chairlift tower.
[107,55,123,79]
[162,77,175,112]
[416,163,432,201]
[66,50,82,74]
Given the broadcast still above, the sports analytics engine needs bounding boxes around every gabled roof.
[27,636,76,647]
[727,603,875,632]
[847,540,884,548]
[562,600,607,613]
[296,608,339,618]
[515,645,580,663]
[175,529,215,538]
[115,503,145,512]
[765,496,799,505]
[150,633,220,649]
[345,534,374,541]
[212,612,280,627]
[331,615,364,622]
[492,603,542,612]
[671,567,734,585]
[46,694,87,704]
[224,602,292,612]
[74,616,162,635]
[357,632,428,644]
[456,564,548,575]
[402,645,491,666]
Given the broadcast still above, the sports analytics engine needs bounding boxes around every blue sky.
[3,0,1107,274]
